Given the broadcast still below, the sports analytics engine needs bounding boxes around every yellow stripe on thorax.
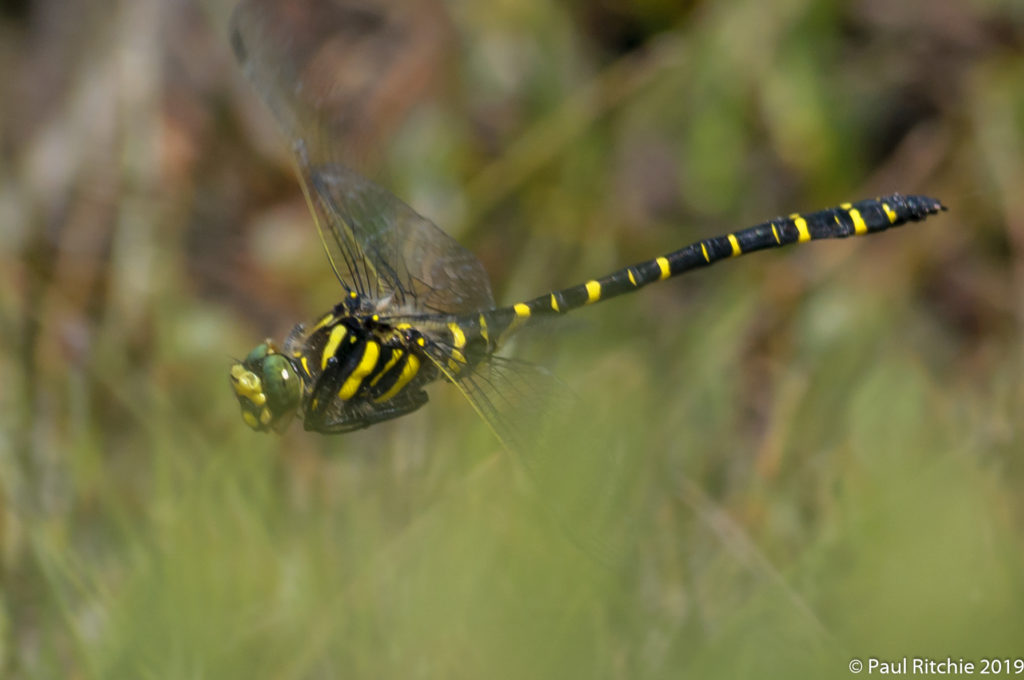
[321,324,348,371]
[313,313,336,332]
[374,354,421,403]
[369,349,403,387]
[338,341,380,400]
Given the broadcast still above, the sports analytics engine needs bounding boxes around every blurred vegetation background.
[1,0,1023,677]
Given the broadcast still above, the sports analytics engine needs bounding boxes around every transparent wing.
[230,0,495,314]
[229,0,448,169]
[424,346,633,562]
[442,355,571,457]
[303,162,496,313]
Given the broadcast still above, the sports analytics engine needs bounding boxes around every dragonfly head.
[230,341,303,433]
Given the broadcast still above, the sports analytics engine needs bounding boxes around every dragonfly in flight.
[227,0,946,452]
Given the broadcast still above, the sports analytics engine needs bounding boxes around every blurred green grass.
[1,0,1023,677]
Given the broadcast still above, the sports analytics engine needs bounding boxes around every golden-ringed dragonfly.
[227,0,946,447]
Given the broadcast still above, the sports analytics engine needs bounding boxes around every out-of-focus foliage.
[1,0,1022,677]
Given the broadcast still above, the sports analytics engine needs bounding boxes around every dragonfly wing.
[306,162,495,314]
[423,346,633,562]
[230,0,495,313]
[229,0,449,168]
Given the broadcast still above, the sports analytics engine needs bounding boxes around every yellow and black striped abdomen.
[481,193,944,346]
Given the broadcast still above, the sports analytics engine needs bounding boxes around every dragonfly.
[227,0,946,452]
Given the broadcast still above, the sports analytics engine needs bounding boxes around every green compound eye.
[244,343,270,363]
[230,343,303,433]
[260,353,301,418]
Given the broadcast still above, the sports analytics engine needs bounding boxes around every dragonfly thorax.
[233,310,442,434]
